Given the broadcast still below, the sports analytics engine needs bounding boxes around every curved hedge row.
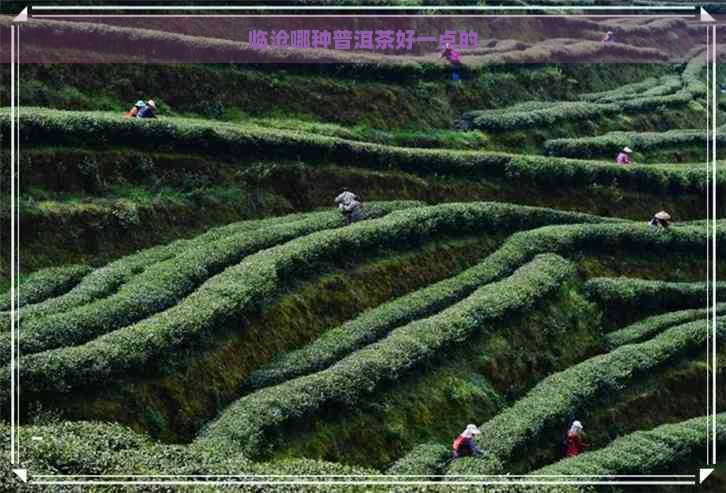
[2,211,311,327]
[533,413,726,476]
[584,277,726,320]
[454,317,725,474]
[606,303,726,348]
[4,202,550,402]
[244,205,615,391]
[458,87,696,133]
[578,75,680,104]
[248,222,721,392]
[196,254,578,459]
[0,205,416,363]
[459,57,702,133]
[2,109,721,196]
[544,128,721,159]
[386,443,451,479]
[1,420,382,493]
[0,264,91,312]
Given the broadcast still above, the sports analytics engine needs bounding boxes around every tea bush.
[196,254,578,459]
[0,202,415,364]
[458,317,725,474]
[0,264,91,312]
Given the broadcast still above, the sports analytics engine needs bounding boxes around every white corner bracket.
[699,468,714,484]
[701,7,716,23]
[13,6,28,23]
[13,469,28,483]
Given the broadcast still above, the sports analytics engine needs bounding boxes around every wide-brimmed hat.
[655,211,672,221]
[146,100,157,109]
[135,100,146,108]
[623,146,633,153]
[570,420,584,433]
[463,424,481,437]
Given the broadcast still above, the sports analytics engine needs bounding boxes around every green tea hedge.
[386,443,451,479]
[0,264,91,312]
[456,317,725,474]
[1,109,720,195]
[196,254,578,459]
[584,277,726,319]
[7,202,564,401]
[533,413,726,476]
[245,205,615,391]
[4,211,311,325]
[606,303,726,348]
[545,128,720,159]
[0,202,416,365]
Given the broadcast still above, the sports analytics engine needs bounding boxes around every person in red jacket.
[565,420,585,457]
[452,424,483,459]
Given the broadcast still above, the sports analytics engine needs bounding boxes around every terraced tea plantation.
[1,8,725,493]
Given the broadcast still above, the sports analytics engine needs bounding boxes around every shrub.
[606,303,726,348]
[584,277,726,319]
[386,443,451,478]
[196,254,578,459]
[0,264,91,312]
[1,210,318,327]
[458,317,725,474]
[244,204,616,391]
[1,109,721,196]
[0,202,415,364]
[533,413,726,477]
[544,128,721,159]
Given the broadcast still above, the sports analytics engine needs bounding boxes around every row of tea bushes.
[451,317,725,474]
[2,109,720,195]
[0,264,91,312]
[244,204,614,391]
[196,254,577,459]
[606,303,726,348]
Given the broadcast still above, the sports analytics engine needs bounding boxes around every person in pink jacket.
[440,43,462,81]
[616,146,633,164]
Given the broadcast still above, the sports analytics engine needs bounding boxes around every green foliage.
[533,413,726,477]
[458,55,702,133]
[545,127,721,160]
[0,202,414,365]
[584,277,726,320]
[245,204,614,392]
[3,108,720,198]
[606,303,726,348]
[458,317,725,474]
[386,442,451,478]
[196,254,577,459]
[0,264,91,312]
[1,211,314,326]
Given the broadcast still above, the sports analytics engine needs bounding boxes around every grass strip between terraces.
[1,109,720,195]
[606,303,726,348]
[244,205,616,391]
[196,253,577,459]
[0,264,91,311]
[445,317,726,475]
[0,202,416,364]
